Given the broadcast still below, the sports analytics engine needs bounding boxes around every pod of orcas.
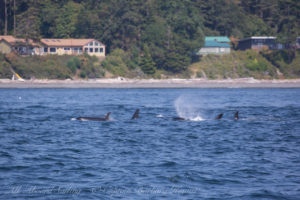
[76,109,239,121]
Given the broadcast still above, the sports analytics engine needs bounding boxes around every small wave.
[156,114,164,118]
[26,105,49,109]
[71,118,77,121]
[109,117,116,121]
[160,161,177,167]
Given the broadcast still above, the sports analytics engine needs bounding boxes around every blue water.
[0,88,300,199]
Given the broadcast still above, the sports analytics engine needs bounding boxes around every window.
[79,48,82,53]
[50,48,56,52]
[64,47,70,51]
[74,48,78,51]
[95,48,99,52]
[100,48,103,53]
[89,42,93,46]
[95,42,99,46]
[85,48,88,52]
[89,48,93,53]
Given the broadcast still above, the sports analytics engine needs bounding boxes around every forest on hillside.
[0,0,299,75]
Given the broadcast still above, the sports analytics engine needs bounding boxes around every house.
[237,36,284,51]
[40,39,105,57]
[0,35,42,55]
[197,36,231,55]
[0,36,14,54]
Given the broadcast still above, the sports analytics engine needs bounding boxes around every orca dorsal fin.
[104,112,111,121]
[216,113,223,120]
[234,111,239,120]
[131,109,140,120]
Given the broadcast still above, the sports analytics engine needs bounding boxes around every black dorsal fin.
[105,112,111,121]
[216,113,223,120]
[234,111,239,120]
[131,109,139,120]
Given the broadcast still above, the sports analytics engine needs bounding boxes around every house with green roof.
[197,36,231,55]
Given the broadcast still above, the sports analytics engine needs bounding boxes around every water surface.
[0,88,300,199]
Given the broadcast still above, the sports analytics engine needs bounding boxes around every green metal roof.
[205,36,230,42]
[205,41,230,48]
[203,36,231,48]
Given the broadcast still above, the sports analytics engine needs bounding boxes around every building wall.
[14,46,36,55]
[238,38,282,51]
[42,44,105,57]
[251,38,277,50]
[198,47,230,55]
[0,41,12,54]
[237,39,252,50]
[83,40,105,57]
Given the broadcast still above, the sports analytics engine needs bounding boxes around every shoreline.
[1,78,300,88]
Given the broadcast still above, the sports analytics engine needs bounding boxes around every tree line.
[0,0,299,74]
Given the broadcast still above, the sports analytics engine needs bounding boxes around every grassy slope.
[190,50,280,79]
[261,50,300,78]
[1,50,300,80]
[0,53,106,79]
[0,54,12,78]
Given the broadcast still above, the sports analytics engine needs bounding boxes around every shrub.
[246,58,267,71]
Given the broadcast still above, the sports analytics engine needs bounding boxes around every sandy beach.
[1,78,300,88]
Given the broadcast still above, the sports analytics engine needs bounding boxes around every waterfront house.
[197,36,231,55]
[40,39,105,57]
[237,36,284,51]
[0,35,41,55]
[0,36,13,54]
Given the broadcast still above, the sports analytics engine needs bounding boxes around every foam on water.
[190,115,205,121]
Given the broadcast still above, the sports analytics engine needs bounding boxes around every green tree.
[140,45,156,74]
[16,6,40,40]
[54,1,82,38]
[164,45,190,73]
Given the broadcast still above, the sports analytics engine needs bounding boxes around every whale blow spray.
[174,95,204,121]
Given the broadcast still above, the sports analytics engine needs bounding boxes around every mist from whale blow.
[174,95,205,121]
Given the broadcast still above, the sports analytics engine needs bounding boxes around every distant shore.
[1,78,300,88]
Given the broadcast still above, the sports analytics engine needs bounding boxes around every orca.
[215,113,223,120]
[131,109,140,120]
[76,112,111,121]
[234,111,239,120]
[173,117,186,121]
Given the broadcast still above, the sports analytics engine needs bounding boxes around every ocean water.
[0,88,299,199]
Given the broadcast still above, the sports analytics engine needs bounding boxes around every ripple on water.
[0,88,300,200]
